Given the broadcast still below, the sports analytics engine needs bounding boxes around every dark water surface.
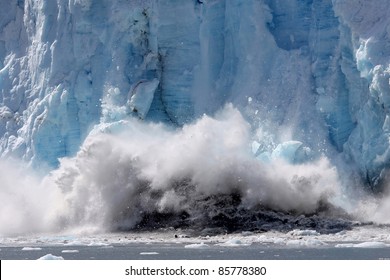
[1,243,390,260]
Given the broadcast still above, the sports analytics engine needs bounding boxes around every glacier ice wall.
[1,0,390,189]
[333,0,390,188]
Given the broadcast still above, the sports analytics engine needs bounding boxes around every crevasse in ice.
[1,0,390,189]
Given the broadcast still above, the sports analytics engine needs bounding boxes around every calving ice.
[1,0,390,236]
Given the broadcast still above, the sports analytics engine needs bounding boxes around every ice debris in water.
[21,247,42,251]
[335,242,389,248]
[184,242,210,249]
[218,239,251,247]
[37,254,64,260]
[352,242,389,248]
[286,239,327,247]
[61,250,79,253]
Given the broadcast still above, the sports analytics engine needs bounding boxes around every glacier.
[2,0,390,234]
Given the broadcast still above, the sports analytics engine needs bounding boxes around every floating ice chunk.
[335,243,355,248]
[65,240,110,247]
[353,242,389,248]
[61,250,79,253]
[37,254,64,260]
[22,247,42,251]
[257,235,286,244]
[140,252,159,255]
[128,79,160,119]
[87,241,110,247]
[218,239,251,247]
[184,242,210,249]
[336,242,389,248]
[286,239,326,247]
[64,240,87,246]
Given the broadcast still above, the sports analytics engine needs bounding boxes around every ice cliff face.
[1,0,390,189]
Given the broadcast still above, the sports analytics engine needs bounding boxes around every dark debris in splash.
[128,192,354,235]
